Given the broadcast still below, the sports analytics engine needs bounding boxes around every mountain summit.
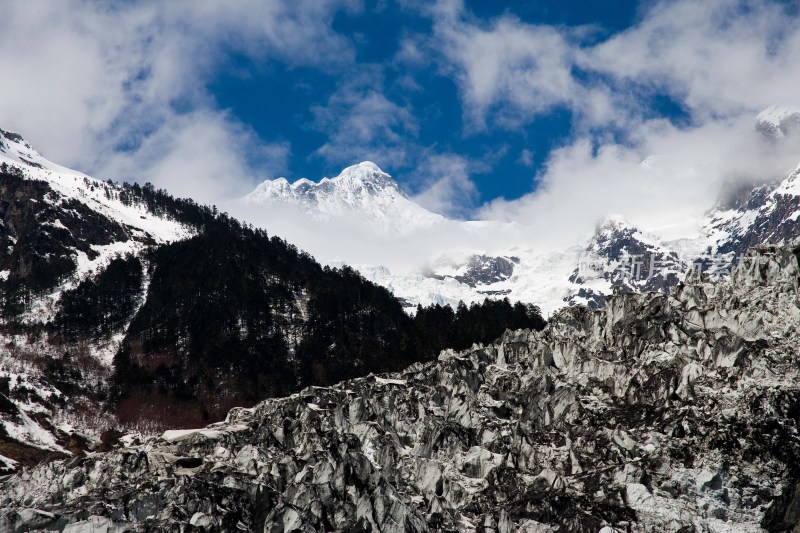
[0,128,49,169]
[236,107,800,316]
[244,162,444,236]
[755,105,800,139]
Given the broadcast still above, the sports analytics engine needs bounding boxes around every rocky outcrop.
[712,168,800,259]
[567,217,685,309]
[1,243,800,531]
[755,105,800,140]
[0,168,133,298]
[428,254,519,289]
[454,255,519,287]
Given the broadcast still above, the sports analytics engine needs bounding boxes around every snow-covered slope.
[0,128,191,325]
[0,128,190,245]
[0,127,193,461]
[704,164,800,256]
[755,104,800,139]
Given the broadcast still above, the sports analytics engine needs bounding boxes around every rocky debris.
[0,129,26,145]
[2,242,800,531]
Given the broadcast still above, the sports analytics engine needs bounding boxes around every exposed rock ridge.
[2,243,800,532]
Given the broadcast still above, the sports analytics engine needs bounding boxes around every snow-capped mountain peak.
[755,104,800,139]
[335,160,394,185]
[244,161,444,236]
[593,213,630,233]
[295,161,401,199]
[249,161,401,203]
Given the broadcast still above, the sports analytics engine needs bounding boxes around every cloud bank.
[428,0,800,244]
[0,0,355,205]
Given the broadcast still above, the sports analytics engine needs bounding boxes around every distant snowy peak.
[704,165,800,254]
[328,160,399,191]
[249,161,401,203]
[563,215,685,308]
[755,104,800,139]
[573,156,800,306]
[591,214,634,243]
[424,252,520,289]
[589,215,675,258]
[245,161,445,236]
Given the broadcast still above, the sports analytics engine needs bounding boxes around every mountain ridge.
[239,143,800,316]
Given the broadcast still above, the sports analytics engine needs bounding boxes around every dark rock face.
[0,129,26,144]
[762,482,800,532]
[756,111,800,140]
[714,169,800,257]
[2,243,799,531]
[565,287,606,309]
[1,169,133,312]
[567,218,686,307]
[714,179,773,213]
[454,255,518,287]
[429,255,519,288]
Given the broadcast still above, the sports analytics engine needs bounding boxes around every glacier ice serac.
[241,134,800,316]
[3,240,800,531]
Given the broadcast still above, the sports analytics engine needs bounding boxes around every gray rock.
[2,242,800,531]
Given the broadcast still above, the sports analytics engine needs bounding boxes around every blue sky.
[209,0,643,206]
[1,0,799,230]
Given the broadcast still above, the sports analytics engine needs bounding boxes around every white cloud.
[427,0,800,130]
[586,0,800,119]
[98,111,291,205]
[426,0,800,245]
[312,71,418,169]
[4,0,800,266]
[231,0,800,270]
[519,149,535,167]
[0,0,355,203]
[410,153,479,217]
[430,8,581,130]
[480,116,800,247]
